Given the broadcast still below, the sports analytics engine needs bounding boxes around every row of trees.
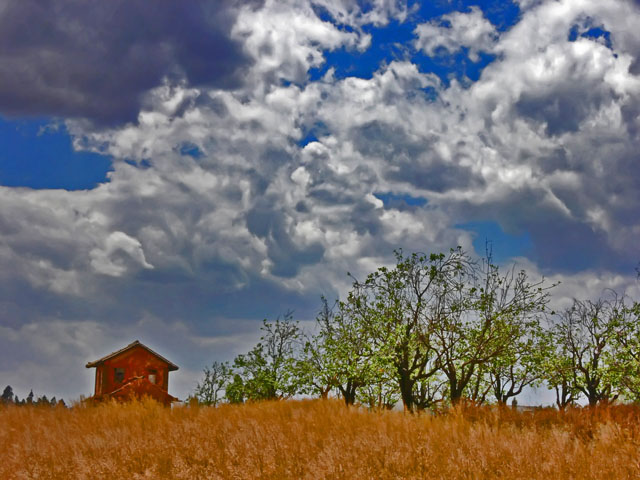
[1,385,66,407]
[193,248,640,412]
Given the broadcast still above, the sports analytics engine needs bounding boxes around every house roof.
[85,340,179,371]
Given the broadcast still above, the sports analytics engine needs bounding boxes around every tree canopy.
[193,247,640,410]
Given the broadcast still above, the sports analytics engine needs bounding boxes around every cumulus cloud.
[89,231,153,277]
[448,0,640,268]
[311,0,412,27]
[232,0,364,88]
[414,6,498,62]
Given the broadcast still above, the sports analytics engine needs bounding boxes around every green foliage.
[608,298,640,402]
[225,374,246,404]
[307,296,382,406]
[357,370,401,410]
[229,313,304,402]
[349,248,471,411]
[478,261,554,404]
[551,295,624,406]
[193,247,640,410]
[541,332,580,409]
[425,250,554,405]
[296,298,340,399]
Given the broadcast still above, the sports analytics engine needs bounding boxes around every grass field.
[2,399,640,479]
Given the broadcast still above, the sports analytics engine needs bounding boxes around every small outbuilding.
[86,340,179,406]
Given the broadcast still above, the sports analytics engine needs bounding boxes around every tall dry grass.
[1,399,640,479]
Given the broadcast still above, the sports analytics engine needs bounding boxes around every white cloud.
[232,0,362,88]
[415,6,498,62]
[310,0,412,27]
[90,231,154,277]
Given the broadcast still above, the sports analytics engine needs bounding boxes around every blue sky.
[0,117,112,189]
[0,0,639,403]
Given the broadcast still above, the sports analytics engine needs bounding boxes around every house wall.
[94,365,108,396]
[94,366,102,395]
[95,346,170,396]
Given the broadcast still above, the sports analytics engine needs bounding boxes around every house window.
[114,367,125,383]
[148,369,157,384]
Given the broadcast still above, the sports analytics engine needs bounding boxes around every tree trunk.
[343,388,356,406]
[586,383,599,407]
[339,381,357,406]
[399,374,415,413]
[449,378,464,405]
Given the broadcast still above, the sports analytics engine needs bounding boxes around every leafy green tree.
[225,374,246,404]
[297,298,341,399]
[433,253,552,405]
[230,313,303,402]
[466,364,493,404]
[411,374,449,409]
[193,361,232,406]
[610,298,640,401]
[357,368,400,410]
[312,296,381,406]
[552,296,623,406]
[541,331,579,409]
[485,312,549,405]
[350,249,470,412]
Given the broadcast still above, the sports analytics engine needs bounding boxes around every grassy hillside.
[2,399,640,479]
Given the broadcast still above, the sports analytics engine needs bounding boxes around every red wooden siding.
[86,341,179,406]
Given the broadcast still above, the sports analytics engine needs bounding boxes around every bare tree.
[193,361,232,406]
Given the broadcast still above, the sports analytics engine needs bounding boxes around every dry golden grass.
[2,399,640,479]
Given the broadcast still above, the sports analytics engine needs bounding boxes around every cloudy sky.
[1,0,639,403]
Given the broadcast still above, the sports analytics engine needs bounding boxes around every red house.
[86,340,179,406]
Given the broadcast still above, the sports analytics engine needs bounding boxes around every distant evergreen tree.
[1,385,14,404]
[26,390,34,405]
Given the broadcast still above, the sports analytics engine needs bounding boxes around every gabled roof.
[85,340,179,371]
